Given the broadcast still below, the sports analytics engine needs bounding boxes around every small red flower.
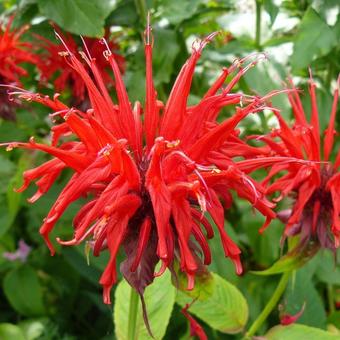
[0,16,40,119]
[37,27,125,102]
[4,24,275,303]
[0,16,38,84]
[240,72,340,251]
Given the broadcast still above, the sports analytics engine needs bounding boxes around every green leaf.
[7,155,31,225]
[291,7,337,72]
[153,29,181,86]
[0,154,15,194]
[37,0,115,37]
[241,205,283,267]
[114,270,176,340]
[62,247,103,285]
[333,13,340,42]
[106,0,138,27]
[18,319,45,340]
[328,311,340,330]
[0,323,25,340]
[3,265,46,317]
[159,0,201,25]
[176,272,248,334]
[315,251,340,285]
[243,61,290,115]
[263,0,279,26]
[265,324,339,339]
[251,243,318,276]
[251,253,304,276]
[284,264,327,328]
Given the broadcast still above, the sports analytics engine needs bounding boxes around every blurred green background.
[0,0,339,339]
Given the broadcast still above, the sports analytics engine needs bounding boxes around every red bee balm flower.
[38,27,125,102]
[0,16,40,119]
[241,73,340,251]
[0,16,38,84]
[4,25,275,303]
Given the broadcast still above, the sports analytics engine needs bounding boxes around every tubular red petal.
[181,303,208,340]
[202,67,229,99]
[146,140,171,263]
[308,71,320,160]
[160,33,218,140]
[105,52,141,157]
[191,222,212,265]
[188,106,251,161]
[144,25,158,151]
[286,180,316,228]
[130,217,152,272]
[191,209,214,239]
[272,110,304,159]
[172,196,198,279]
[4,140,89,172]
[324,81,339,161]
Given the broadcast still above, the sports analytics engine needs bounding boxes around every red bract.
[4,24,275,304]
[37,28,125,102]
[280,302,305,326]
[181,302,207,340]
[240,73,340,251]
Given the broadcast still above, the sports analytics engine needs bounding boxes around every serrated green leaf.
[291,7,337,71]
[114,270,176,340]
[0,323,25,340]
[266,324,339,339]
[37,0,115,37]
[176,272,248,334]
[3,265,45,317]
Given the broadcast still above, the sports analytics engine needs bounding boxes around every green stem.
[245,271,291,338]
[255,0,262,50]
[325,62,334,89]
[328,284,335,314]
[134,0,147,25]
[127,288,139,340]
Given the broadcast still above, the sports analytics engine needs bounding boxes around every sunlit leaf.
[291,7,337,71]
[266,324,338,339]
[176,272,248,334]
[114,270,176,340]
[0,323,25,340]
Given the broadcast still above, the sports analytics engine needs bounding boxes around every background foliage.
[0,0,339,339]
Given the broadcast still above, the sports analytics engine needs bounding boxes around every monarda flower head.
[241,72,340,252]
[3,23,276,304]
[0,16,40,120]
[37,27,125,103]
